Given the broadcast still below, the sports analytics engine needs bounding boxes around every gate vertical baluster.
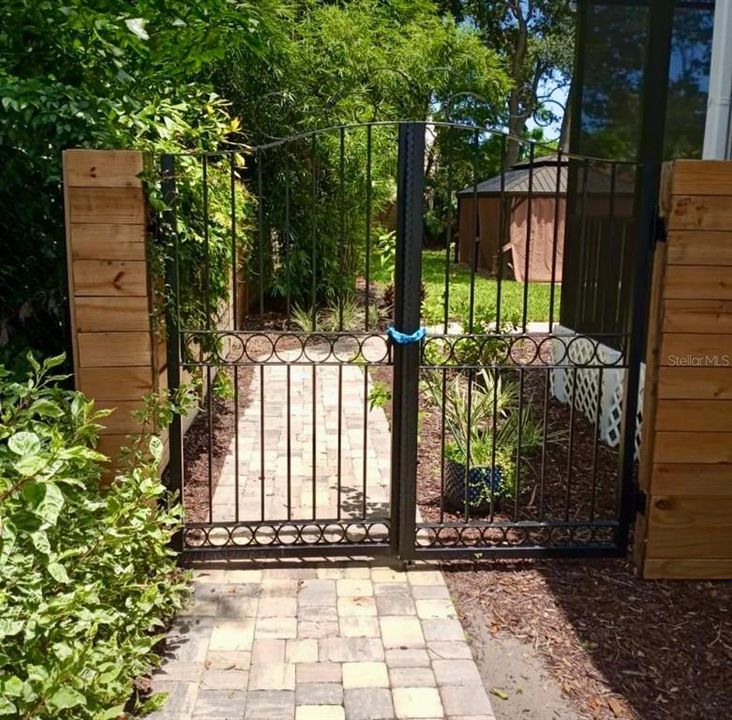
[336,129,346,520]
[390,122,425,560]
[311,135,320,519]
[201,155,214,524]
[161,153,183,553]
[230,154,240,523]
[363,126,373,518]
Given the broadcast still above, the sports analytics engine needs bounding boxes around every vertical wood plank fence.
[637,160,732,579]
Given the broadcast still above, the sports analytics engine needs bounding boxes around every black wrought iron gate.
[159,121,651,562]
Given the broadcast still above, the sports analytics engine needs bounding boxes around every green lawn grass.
[372,249,561,328]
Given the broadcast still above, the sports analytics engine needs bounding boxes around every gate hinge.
[653,213,667,246]
[635,487,648,516]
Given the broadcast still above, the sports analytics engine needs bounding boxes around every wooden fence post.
[63,149,158,468]
[636,160,732,580]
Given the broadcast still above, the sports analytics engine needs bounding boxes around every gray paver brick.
[244,690,295,720]
[193,689,246,719]
[344,687,395,720]
[319,637,385,662]
[295,682,344,705]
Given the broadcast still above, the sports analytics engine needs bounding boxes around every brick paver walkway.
[212,342,391,523]
[150,563,495,720]
[150,338,494,719]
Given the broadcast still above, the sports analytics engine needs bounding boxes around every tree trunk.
[506,8,529,167]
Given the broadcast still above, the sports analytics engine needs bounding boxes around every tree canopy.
[1,0,574,364]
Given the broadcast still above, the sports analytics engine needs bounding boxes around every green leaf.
[47,562,70,583]
[0,697,16,716]
[52,642,73,661]
[16,454,48,477]
[29,399,64,418]
[0,523,16,567]
[42,354,66,370]
[31,530,51,555]
[1,676,24,697]
[0,619,24,639]
[149,435,163,462]
[22,481,46,506]
[48,686,86,710]
[7,431,41,456]
[37,483,64,526]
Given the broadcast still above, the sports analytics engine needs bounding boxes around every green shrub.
[0,355,191,719]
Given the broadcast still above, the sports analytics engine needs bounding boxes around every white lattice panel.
[550,325,644,458]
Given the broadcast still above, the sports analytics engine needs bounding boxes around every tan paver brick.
[342,662,389,688]
[255,616,297,639]
[296,662,342,684]
[337,596,377,617]
[388,667,436,688]
[421,618,465,643]
[248,662,296,691]
[379,616,425,648]
[337,579,374,597]
[209,620,256,651]
[285,638,318,663]
[200,669,249,690]
[392,687,444,719]
[296,705,345,720]
[339,615,380,638]
[415,599,457,620]
[204,651,251,671]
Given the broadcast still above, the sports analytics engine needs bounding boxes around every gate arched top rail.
[162,119,641,167]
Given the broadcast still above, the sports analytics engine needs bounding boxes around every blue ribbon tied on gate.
[386,325,427,345]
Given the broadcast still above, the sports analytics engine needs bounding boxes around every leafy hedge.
[0,356,190,719]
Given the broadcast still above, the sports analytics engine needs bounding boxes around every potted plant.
[424,369,548,514]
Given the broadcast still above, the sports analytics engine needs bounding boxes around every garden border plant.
[0,355,196,719]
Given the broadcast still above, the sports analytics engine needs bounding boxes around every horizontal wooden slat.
[670,160,732,197]
[657,367,732,399]
[664,266,732,300]
[96,401,145,434]
[70,224,146,260]
[68,187,145,224]
[666,231,732,266]
[64,149,143,188]
[78,367,153,400]
[669,195,732,231]
[73,260,148,297]
[644,558,732,580]
[662,299,732,334]
[647,496,732,558]
[96,433,131,460]
[651,464,732,496]
[656,400,732,432]
[654,432,732,464]
[75,296,152,332]
[650,495,732,527]
[659,334,732,366]
[77,332,151,367]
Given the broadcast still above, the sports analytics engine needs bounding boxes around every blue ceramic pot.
[444,459,505,513]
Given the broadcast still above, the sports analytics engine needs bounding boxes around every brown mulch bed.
[443,559,731,720]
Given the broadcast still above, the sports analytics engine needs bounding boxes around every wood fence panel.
[638,159,732,579]
[64,149,157,470]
